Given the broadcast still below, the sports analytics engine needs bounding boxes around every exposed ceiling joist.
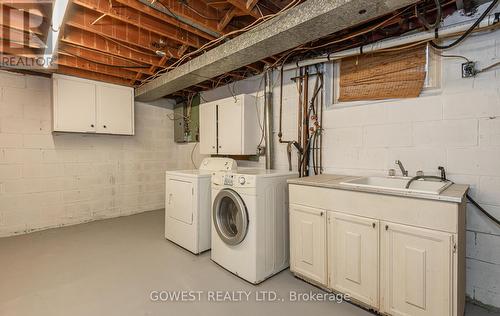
[67,8,182,58]
[61,26,163,67]
[57,64,131,85]
[114,0,217,41]
[71,0,205,49]
[135,0,419,101]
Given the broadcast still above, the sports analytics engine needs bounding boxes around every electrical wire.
[430,0,499,50]
[478,60,500,73]
[434,52,470,62]
[138,0,302,86]
[190,142,199,168]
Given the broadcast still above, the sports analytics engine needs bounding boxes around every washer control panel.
[212,172,255,188]
[223,174,234,186]
[238,176,246,185]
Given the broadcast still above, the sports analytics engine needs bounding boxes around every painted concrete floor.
[0,210,498,316]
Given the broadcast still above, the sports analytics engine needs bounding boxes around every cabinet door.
[166,178,194,225]
[328,212,379,308]
[96,85,134,135]
[217,100,242,155]
[53,76,96,133]
[199,102,217,154]
[290,204,327,285]
[381,222,453,316]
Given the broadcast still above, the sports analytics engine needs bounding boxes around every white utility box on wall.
[52,74,134,135]
[199,94,259,155]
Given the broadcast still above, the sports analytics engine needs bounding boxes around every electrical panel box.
[174,95,200,143]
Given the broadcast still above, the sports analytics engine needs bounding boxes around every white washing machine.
[211,169,297,284]
[165,158,237,254]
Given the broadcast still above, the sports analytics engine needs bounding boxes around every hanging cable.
[430,0,498,50]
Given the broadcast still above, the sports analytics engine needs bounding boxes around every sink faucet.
[395,160,408,177]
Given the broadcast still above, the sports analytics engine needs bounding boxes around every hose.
[467,194,500,226]
[405,175,444,188]
[406,175,500,226]
[416,0,442,30]
[430,0,499,50]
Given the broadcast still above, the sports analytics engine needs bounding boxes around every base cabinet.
[328,212,379,309]
[290,204,327,285]
[288,183,465,316]
[380,222,453,316]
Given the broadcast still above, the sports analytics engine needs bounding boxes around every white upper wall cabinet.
[199,101,217,154]
[53,74,134,135]
[53,75,97,133]
[199,94,258,155]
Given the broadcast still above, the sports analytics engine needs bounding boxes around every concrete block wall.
[0,71,200,237]
[201,30,500,308]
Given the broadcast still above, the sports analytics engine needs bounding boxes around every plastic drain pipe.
[282,12,500,71]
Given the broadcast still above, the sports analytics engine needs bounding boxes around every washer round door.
[213,189,249,246]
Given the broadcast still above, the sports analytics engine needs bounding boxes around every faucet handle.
[416,170,424,176]
[388,169,396,176]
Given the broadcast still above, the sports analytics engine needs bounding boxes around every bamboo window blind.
[338,45,427,102]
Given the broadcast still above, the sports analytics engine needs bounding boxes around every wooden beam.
[56,54,140,80]
[61,25,163,67]
[226,0,270,18]
[157,0,228,34]
[67,7,182,58]
[0,38,39,55]
[72,0,204,49]
[56,65,131,85]
[218,7,236,31]
[58,42,154,75]
[130,53,168,85]
[0,4,45,35]
[0,25,45,49]
[112,0,216,41]
[246,0,260,11]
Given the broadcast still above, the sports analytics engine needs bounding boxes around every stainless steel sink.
[340,176,452,195]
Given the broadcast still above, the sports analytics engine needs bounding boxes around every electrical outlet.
[462,61,477,78]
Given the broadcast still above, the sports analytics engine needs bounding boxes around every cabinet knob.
[372,222,376,228]
[320,211,324,216]
[212,146,215,149]
[385,225,389,231]
[103,125,107,128]
[90,124,94,128]
[218,146,221,148]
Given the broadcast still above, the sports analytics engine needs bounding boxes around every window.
[324,43,441,107]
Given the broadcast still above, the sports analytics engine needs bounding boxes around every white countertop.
[287,174,469,203]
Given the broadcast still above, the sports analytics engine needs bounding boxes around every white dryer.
[211,169,297,284]
[165,158,237,254]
